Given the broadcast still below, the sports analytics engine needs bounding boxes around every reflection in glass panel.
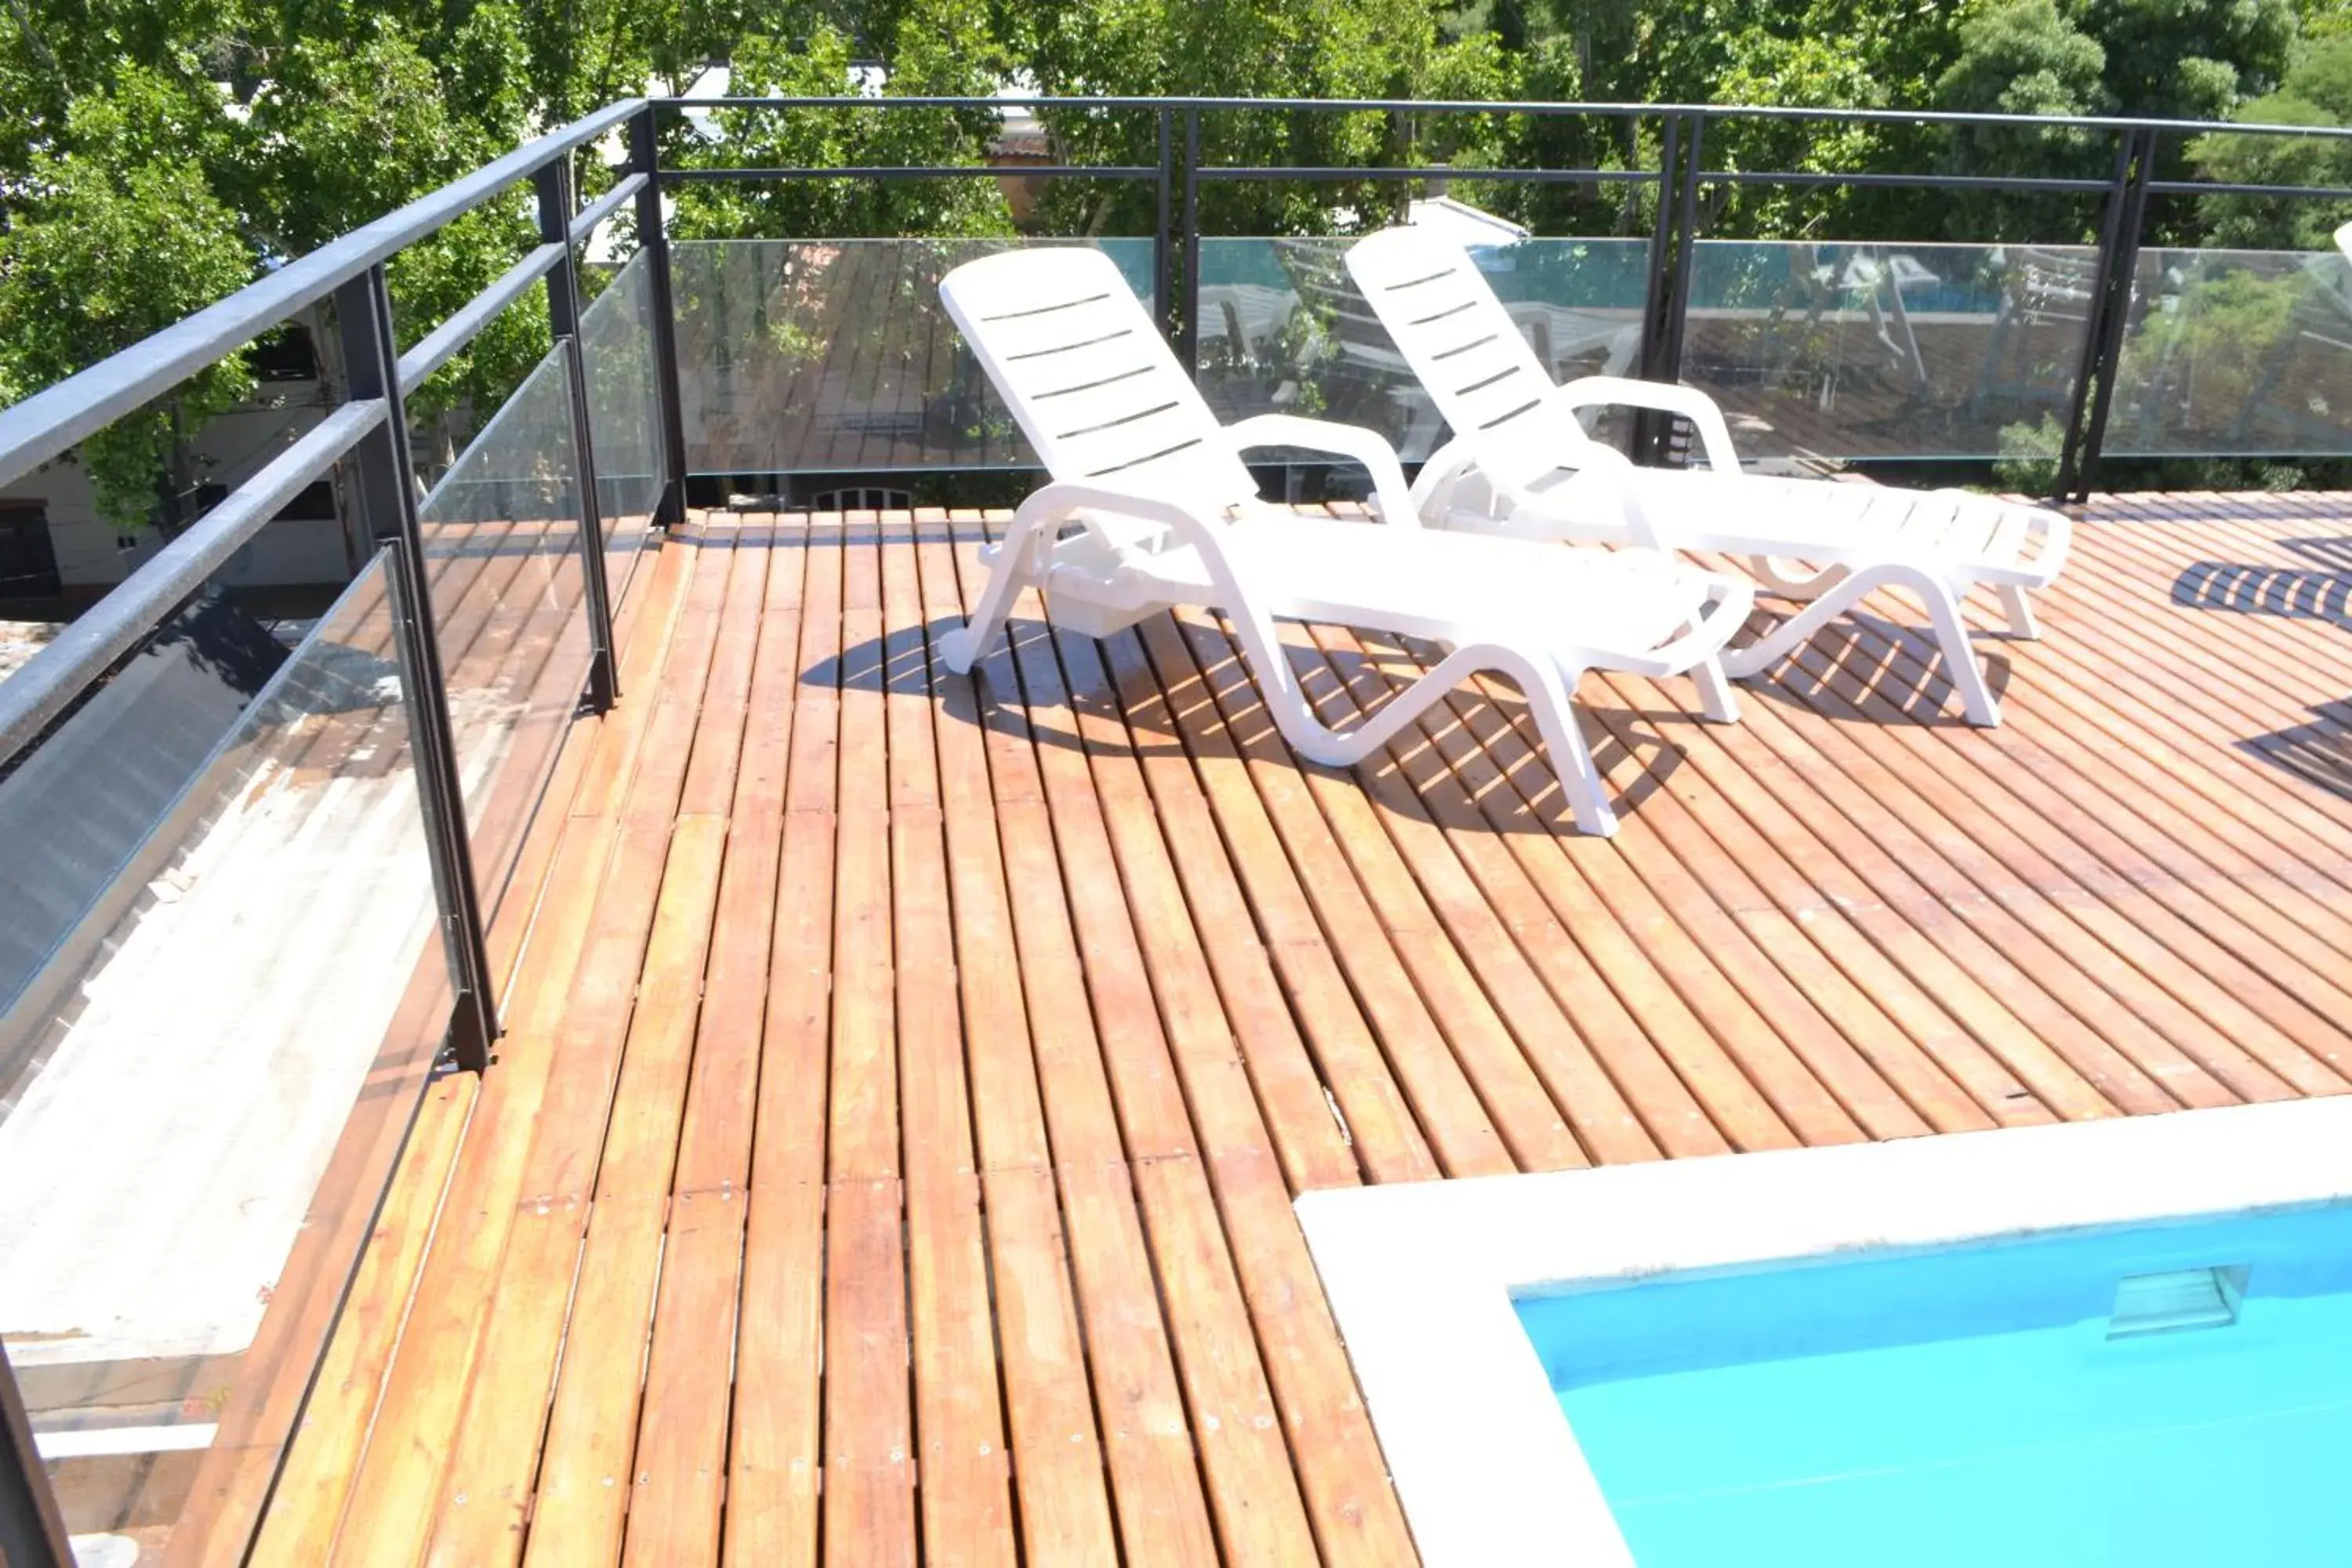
[1195,236,1651,463]
[579,252,663,599]
[2106,247,2352,457]
[416,350,591,923]
[0,546,451,1562]
[671,238,1156,478]
[1679,241,2096,464]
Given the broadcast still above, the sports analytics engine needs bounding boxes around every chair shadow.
[2242,699,2352,804]
[2173,542,2352,629]
[808,611,1689,835]
[1737,607,2015,728]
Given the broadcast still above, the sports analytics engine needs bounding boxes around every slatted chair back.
[1345,226,1583,488]
[940,247,1258,519]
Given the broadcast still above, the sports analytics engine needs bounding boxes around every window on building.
[0,504,63,600]
[249,325,321,383]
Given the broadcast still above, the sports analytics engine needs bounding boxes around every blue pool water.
[1515,1206,2352,1566]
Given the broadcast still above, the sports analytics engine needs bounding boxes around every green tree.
[1023,0,1512,237]
[0,71,256,528]
[2070,0,2298,121]
[667,5,1014,241]
[0,0,621,530]
[2190,34,2352,247]
[1933,0,2111,238]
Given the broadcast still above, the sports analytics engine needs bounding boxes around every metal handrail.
[661,94,2352,138]
[0,398,387,760]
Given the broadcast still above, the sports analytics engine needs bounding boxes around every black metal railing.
[0,90,2348,1564]
[0,96,682,1568]
[659,95,2352,498]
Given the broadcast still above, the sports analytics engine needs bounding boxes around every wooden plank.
[727,515,847,1568]
[991,609,1319,1562]
[622,517,804,1566]
[325,534,698,1568]
[882,517,1017,1568]
[1079,627,1366,1189]
[1746,516,2352,1065]
[1132,608,1515,1178]
[820,505,917,1559]
[1094,616,1431,1187]
[241,1073,476,1567]
[247,495,2352,1568]
[1696,633,2341,1102]
[921,514,1119,1565]
[618,1186,744,1568]
[519,814,729,1568]
[1012,609,1417,1563]
[1275,597,1992,1141]
[823,1174,916,1568]
[423,532,740,1564]
[396,528,731,1568]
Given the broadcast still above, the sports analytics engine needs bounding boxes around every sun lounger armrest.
[1221,413,1421,530]
[1015,479,1229,549]
[1548,377,1745,475]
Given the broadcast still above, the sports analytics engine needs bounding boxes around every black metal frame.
[533,158,622,711]
[334,265,502,1073]
[644,94,2351,502]
[0,1345,71,1568]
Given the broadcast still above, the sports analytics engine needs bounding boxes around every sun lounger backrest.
[1345,226,1574,486]
[941,247,1258,513]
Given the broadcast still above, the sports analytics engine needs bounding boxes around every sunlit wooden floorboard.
[260,489,2352,1568]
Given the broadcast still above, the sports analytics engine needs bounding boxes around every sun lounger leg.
[1518,659,1617,837]
[1691,653,1740,724]
[1920,576,2002,727]
[1719,563,2000,726]
[938,527,1041,674]
[1996,583,2041,640]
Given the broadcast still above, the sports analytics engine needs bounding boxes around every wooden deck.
[255,488,2352,1568]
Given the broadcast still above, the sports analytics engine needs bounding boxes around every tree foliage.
[2191,34,2352,245]
[5,0,2350,531]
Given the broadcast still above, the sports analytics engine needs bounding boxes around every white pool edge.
[1295,1097,2352,1567]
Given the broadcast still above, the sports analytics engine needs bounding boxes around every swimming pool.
[1295,1098,2352,1566]
[1523,1206,2352,1566]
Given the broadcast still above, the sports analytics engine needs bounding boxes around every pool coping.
[1294,1097,2352,1566]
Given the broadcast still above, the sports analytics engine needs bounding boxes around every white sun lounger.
[935,246,1756,836]
[1346,225,2075,726]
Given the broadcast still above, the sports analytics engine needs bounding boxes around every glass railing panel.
[0,543,452,1563]
[1194,235,1653,463]
[1680,241,2098,464]
[579,251,663,601]
[670,238,1156,477]
[416,350,592,925]
[2103,246,2352,458]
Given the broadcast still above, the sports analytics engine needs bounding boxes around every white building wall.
[2,363,360,596]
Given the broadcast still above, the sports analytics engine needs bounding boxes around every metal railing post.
[0,1345,71,1568]
[335,266,499,1073]
[1635,112,1687,462]
[1664,111,1707,384]
[2056,125,2156,504]
[534,158,621,713]
[631,106,691,527]
[1156,109,1178,350]
[1180,110,1203,382]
